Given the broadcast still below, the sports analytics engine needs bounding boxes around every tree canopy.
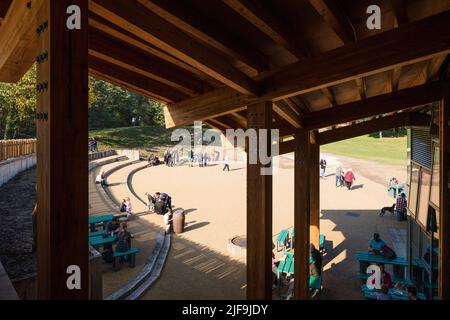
[0,65,165,139]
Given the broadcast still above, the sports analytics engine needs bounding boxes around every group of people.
[88,137,98,153]
[119,197,132,217]
[188,149,210,167]
[164,148,180,167]
[146,191,173,233]
[335,166,356,190]
[102,218,132,263]
[367,233,419,300]
[147,154,161,167]
[95,171,107,187]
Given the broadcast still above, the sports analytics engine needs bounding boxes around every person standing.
[198,152,203,167]
[335,166,344,187]
[395,193,408,221]
[203,151,208,167]
[344,168,356,190]
[223,156,230,171]
[320,158,327,178]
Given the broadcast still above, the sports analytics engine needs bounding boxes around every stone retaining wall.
[0,154,36,188]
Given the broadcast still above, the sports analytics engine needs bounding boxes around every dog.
[380,204,395,216]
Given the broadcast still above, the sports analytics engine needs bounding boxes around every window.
[408,166,420,216]
[417,171,431,228]
[430,145,439,207]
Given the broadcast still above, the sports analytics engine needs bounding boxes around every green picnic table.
[276,252,323,291]
[290,229,326,251]
[357,251,408,279]
[89,235,116,250]
[362,285,426,300]
[276,229,290,251]
[88,214,114,232]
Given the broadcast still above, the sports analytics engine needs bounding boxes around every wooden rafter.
[89,29,206,97]
[222,0,310,59]
[90,0,259,95]
[273,100,303,128]
[165,11,450,128]
[89,13,220,88]
[89,57,189,103]
[391,0,409,26]
[321,87,337,106]
[138,0,269,73]
[303,82,441,130]
[306,0,355,44]
[0,0,43,82]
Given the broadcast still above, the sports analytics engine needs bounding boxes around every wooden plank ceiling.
[1,0,450,135]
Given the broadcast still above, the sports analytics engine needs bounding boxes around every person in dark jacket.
[309,244,322,277]
[115,222,131,253]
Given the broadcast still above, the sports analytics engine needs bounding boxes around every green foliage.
[88,78,165,130]
[0,67,165,139]
[0,65,37,139]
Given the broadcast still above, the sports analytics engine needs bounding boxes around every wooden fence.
[0,139,37,161]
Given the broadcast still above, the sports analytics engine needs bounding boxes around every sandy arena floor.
[102,152,407,300]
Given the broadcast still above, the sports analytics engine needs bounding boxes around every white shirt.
[95,174,102,183]
[224,157,229,165]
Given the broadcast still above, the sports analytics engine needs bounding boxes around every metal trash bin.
[172,209,185,234]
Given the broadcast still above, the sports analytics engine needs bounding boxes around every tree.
[0,65,37,139]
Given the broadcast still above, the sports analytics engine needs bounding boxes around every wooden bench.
[113,247,139,271]
[362,286,426,300]
[356,251,407,279]
[89,230,107,237]
[276,229,290,251]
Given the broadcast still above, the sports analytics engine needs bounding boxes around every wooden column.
[294,129,310,299]
[439,80,450,299]
[309,140,320,249]
[246,101,272,299]
[36,0,89,299]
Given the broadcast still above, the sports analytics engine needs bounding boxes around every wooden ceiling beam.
[89,56,189,103]
[273,101,303,128]
[321,87,337,106]
[89,13,220,88]
[165,11,450,128]
[90,0,259,95]
[89,29,208,97]
[306,0,355,44]
[391,0,409,26]
[0,0,43,82]
[303,81,441,130]
[222,0,310,59]
[316,113,409,145]
[138,0,269,73]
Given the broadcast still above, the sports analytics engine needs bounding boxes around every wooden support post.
[294,129,310,299]
[439,81,450,299]
[309,140,320,249]
[246,101,272,300]
[36,0,89,299]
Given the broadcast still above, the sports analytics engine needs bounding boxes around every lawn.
[320,135,407,165]
[89,126,179,156]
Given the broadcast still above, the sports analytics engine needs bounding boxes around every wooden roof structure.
[1,0,449,137]
[1,0,450,301]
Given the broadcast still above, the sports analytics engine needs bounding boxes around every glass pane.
[417,171,431,228]
[408,166,420,216]
[430,146,439,207]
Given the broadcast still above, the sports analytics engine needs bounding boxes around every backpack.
[381,244,397,260]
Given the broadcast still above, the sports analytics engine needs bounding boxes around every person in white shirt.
[223,156,230,171]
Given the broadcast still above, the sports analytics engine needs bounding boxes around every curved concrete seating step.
[105,232,171,300]
[127,164,151,207]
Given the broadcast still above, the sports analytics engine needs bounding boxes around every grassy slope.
[89,126,178,156]
[320,135,407,166]
[90,127,407,165]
